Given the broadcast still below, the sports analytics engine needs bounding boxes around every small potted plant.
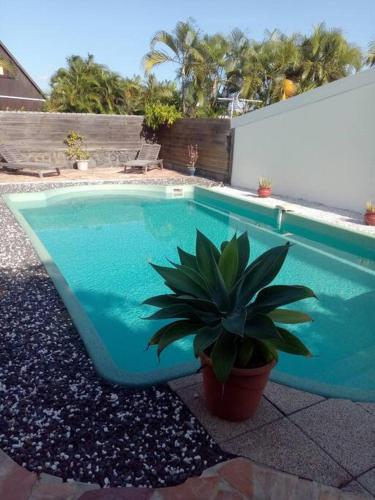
[64,131,90,171]
[187,144,198,176]
[258,178,272,198]
[364,201,375,226]
[145,231,315,422]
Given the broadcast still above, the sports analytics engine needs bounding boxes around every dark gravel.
[0,179,229,488]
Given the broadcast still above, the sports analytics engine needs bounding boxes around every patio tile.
[341,480,374,498]
[221,418,351,487]
[264,381,325,415]
[357,403,375,417]
[358,468,375,496]
[168,372,202,390]
[175,383,282,443]
[290,399,375,476]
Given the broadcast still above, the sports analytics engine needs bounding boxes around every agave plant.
[145,231,315,383]
[258,177,272,188]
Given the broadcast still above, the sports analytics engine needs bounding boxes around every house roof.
[0,40,45,97]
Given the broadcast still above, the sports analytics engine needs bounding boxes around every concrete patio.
[169,373,375,498]
[0,167,190,184]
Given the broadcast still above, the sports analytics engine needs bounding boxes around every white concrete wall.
[231,69,375,213]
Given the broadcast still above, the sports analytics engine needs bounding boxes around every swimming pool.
[4,185,375,401]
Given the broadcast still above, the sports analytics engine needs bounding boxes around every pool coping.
[3,182,375,400]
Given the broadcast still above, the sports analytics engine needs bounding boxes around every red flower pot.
[257,187,272,198]
[200,353,276,421]
[364,212,375,226]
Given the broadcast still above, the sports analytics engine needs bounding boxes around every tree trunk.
[181,71,186,114]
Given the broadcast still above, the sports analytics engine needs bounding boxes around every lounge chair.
[0,144,61,178]
[123,144,163,174]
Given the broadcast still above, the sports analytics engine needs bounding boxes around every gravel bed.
[0,179,229,488]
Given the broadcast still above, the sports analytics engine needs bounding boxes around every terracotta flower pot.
[257,187,272,198]
[364,212,375,226]
[200,353,276,421]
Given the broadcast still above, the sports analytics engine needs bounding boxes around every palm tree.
[46,55,126,114]
[143,19,203,113]
[142,74,179,106]
[300,23,362,90]
[226,30,301,106]
[259,31,302,103]
[199,34,229,99]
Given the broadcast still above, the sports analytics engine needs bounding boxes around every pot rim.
[199,352,276,377]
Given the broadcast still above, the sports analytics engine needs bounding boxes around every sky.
[2,0,374,91]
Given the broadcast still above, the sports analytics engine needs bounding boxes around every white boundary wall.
[231,69,375,213]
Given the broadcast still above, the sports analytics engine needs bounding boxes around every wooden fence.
[0,111,145,167]
[0,112,232,178]
[157,118,232,181]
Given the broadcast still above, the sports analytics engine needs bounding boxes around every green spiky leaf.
[269,327,311,356]
[219,237,239,289]
[211,332,237,383]
[268,309,313,324]
[193,323,222,357]
[252,285,316,313]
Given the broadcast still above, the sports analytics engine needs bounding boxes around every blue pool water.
[17,191,375,400]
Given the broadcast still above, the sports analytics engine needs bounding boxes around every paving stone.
[358,468,375,496]
[151,476,232,499]
[357,403,375,417]
[205,458,255,497]
[38,473,63,484]
[29,478,99,500]
[264,381,325,415]
[80,487,152,499]
[80,458,367,500]
[290,399,375,476]
[168,372,202,390]
[175,383,282,443]
[341,480,374,498]
[0,451,37,500]
[221,418,351,487]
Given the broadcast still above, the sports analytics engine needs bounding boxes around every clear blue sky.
[2,0,374,91]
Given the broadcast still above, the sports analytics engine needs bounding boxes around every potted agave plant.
[187,144,198,176]
[64,130,90,171]
[145,231,315,421]
[258,178,272,198]
[364,201,375,226]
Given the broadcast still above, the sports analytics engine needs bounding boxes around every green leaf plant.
[145,231,316,383]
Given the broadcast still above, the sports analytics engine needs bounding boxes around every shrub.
[144,102,182,130]
[64,131,90,161]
